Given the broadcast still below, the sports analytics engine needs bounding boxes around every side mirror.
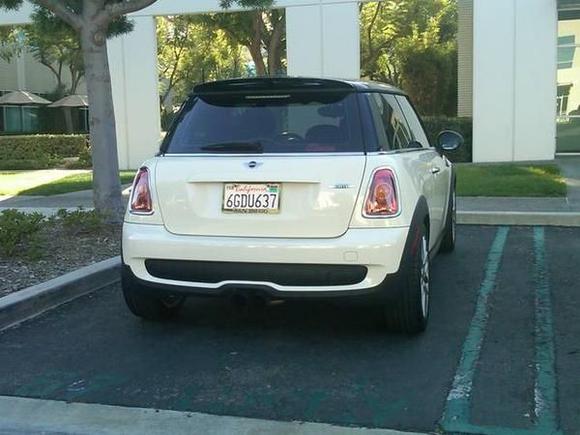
[436,130,464,152]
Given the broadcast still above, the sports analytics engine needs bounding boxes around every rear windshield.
[162,91,363,154]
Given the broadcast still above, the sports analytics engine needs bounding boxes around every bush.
[64,146,92,169]
[0,134,89,169]
[0,159,51,170]
[422,116,473,163]
[0,209,45,257]
[398,44,457,117]
[54,208,106,235]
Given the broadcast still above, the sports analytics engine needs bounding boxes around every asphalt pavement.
[0,226,578,435]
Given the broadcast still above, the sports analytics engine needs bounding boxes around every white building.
[0,0,579,168]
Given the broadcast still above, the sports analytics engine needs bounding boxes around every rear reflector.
[129,167,153,214]
[364,168,399,217]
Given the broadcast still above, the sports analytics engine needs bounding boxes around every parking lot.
[0,226,578,435]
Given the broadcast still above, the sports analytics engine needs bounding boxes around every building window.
[557,84,572,116]
[1,106,40,134]
[78,108,89,132]
[558,35,576,69]
[557,17,580,152]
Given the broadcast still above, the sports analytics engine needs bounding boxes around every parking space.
[0,226,578,434]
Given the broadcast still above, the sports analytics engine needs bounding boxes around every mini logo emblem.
[247,161,262,169]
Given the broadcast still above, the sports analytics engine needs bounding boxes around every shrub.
[0,159,51,170]
[0,209,45,257]
[78,146,92,168]
[63,146,92,169]
[422,116,473,163]
[0,134,89,169]
[54,208,106,235]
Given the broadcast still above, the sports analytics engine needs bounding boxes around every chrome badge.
[246,161,262,169]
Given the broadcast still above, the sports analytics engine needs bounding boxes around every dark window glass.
[396,95,429,148]
[364,93,413,151]
[163,91,363,154]
[4,106,22,133]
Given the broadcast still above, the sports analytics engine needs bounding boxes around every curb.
[0,395,427,435]
[458,211,580,227]
[0,256,121,331]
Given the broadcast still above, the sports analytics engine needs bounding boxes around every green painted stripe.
[441,227,563,435]
[532,228,561,435]
[441,227,509,428]
[443,421,558,435]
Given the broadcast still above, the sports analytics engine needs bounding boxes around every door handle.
[431,167,441,175]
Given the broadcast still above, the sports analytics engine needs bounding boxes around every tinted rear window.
[162,91,363,154]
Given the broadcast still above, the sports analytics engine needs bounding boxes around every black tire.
[122,267,185,321]
[440,182,456,253]
[384,224,430,334]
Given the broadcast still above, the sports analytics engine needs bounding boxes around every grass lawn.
[456,164,566,197]
[0,170,135,196]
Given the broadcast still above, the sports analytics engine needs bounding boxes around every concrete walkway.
[0,186,131,215]
[458,196,574,213]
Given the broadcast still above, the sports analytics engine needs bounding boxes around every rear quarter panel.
[349,152,436,248]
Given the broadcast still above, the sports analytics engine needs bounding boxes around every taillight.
[129,167,153,214]
[363,168,399,217]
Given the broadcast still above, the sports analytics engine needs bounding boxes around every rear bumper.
[122,223,409,295]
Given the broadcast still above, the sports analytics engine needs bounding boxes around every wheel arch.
[404,195,430,258]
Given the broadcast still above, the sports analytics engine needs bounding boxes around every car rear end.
[122,78,410,300]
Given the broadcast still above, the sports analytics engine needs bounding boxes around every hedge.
[0,134,88,170]
[0,159,52,170]
[422,116,473,163]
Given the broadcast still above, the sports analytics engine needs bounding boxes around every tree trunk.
[69,66,83,94]
[40,59,65,97]
[249,12,267,76]
[267,12,284,76]
[249,43,266,76]
[80,26,124,221]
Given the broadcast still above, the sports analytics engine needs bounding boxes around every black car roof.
[193,77,407,96]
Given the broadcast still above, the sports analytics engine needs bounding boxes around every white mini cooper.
[122,78,462,333]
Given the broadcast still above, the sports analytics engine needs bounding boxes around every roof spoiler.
[193,77,356,95]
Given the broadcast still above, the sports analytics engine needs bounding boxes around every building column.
[472,0,557,162]
[107,15,161,170]
[286,2,360,79]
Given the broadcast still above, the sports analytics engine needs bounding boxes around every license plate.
[223,183,280,214]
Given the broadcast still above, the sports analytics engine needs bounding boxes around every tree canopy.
[360,0,458,116]
[195,9,286,77]
[157,15,248,113]
[156,9,287,129]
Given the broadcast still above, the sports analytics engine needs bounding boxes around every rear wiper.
[200,142,263,153]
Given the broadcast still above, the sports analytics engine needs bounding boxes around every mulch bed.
[0,222,121,298]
